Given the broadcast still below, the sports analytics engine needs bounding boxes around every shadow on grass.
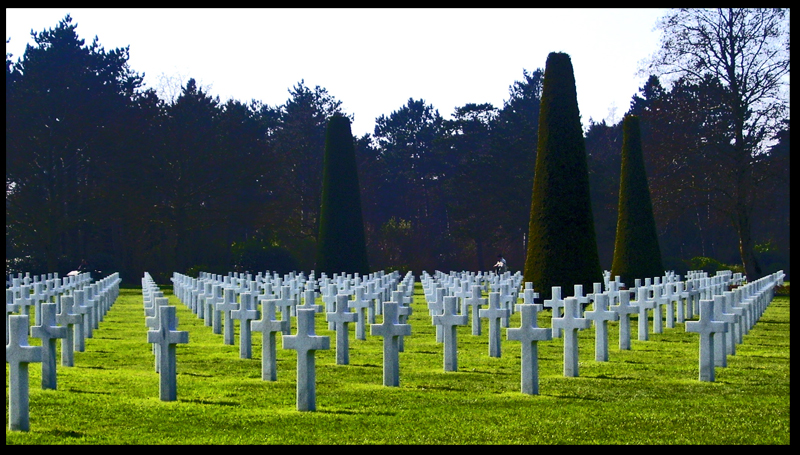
[64,388,113,395]
[586,373,636,380]
[317,408,397,417]
[348,363,381,368]
[46,429,85,438]
[180,371,214,378]
[180,398,240,406]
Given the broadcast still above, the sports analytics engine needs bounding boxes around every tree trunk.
[736,200,762,281]
[475,237,485,272]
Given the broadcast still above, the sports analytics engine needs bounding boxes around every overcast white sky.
[6,8,670,137]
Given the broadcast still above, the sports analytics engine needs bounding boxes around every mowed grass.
[6,282,790,444]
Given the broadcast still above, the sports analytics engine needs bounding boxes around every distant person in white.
[494,254,507,274]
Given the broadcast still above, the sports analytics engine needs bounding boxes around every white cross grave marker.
[685,299,727,382]
[635,287,657,341]
[30,302,68,390]
[73,290,90,352]
[6,289,17,344]
[712,294,737,367]
[551,297,591,377]
[218,288,240,346]
[463,285,487,336]
[327,294,358,365]
[432,296,468,372]
[479,292,510,358]
[6,315,42,431]
[147,304,189,401]
[282,308,330,411]
[370,301,412,387]
[231,292,258,359]
[349,286,372,341]
[585,293,619,361]
[56,295,82,367]
[610,288,637,350]
[251,298,289,381]
[275,285,295,335]
[543,287,566,338]
[507,299,551,395]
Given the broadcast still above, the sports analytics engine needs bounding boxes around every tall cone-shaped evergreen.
[610,115,663,285]
[315,115,370,275]
[523,52,602,300]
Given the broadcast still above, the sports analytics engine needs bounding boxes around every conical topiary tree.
[523,52,603,300]
[610,114,663,286]
[315,114,370,275]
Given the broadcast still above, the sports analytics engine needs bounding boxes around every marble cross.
[674,281,686,323]
[231,291,258,359]
[147,304,189,401]
[584,293,619,361]
[685,299,727,382]
[610,289,638,350]
[428,287,446,343]
[327,294,358,365]
[393,289,413,352]
[349,286,372,341]
[651,284,665,334]
[712,294,737,367]
[299,287,323,313]
[6,288,17,344]
[479,292,510,358]
[635,287,657,341]
[15,285,34,320]
[370,301,411,386]
[251,298,289,381]
[570,284,591,317]
[6,315,42,432]
[282,308,330,411]
[217,288,240,346]
[507,302,551,395]
[56,295,82,367]
[274,286,296,335]
[432,296,468,372]
[30,302,68,390]
[463,285,487,336]
[723,291,745,345]
[551,297,591,377]
[72,290,90,352]
[543,286,566,338]
[321,283,338,330]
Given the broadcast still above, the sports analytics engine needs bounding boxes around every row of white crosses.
[6,272,93,337]
[6,272,121,432]
[685,270,784,381]
[167,269,415,411]
[420,268,781,395]
[170,269,408,343]
[142,272,189,402]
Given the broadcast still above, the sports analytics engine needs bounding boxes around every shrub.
[523,52,603,300]
[315,115,370,275]
[610,115,664,285]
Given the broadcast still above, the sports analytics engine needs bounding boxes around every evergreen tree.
[523,52,602,300]
[610,115,663,285]
[315,115,370,275]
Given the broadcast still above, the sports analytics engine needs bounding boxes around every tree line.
[6,12,789,284]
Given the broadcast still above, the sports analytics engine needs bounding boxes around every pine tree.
[523,52,602,300]
[610,115,663,285]
[315,115,370,275]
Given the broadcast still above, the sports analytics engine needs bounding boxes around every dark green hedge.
[523,52,602,300]
[610,115,663,285]
[315,115,370,275]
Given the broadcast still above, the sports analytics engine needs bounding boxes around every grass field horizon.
[6,281,790,444]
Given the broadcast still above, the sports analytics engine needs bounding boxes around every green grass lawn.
[6,282,790,444]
